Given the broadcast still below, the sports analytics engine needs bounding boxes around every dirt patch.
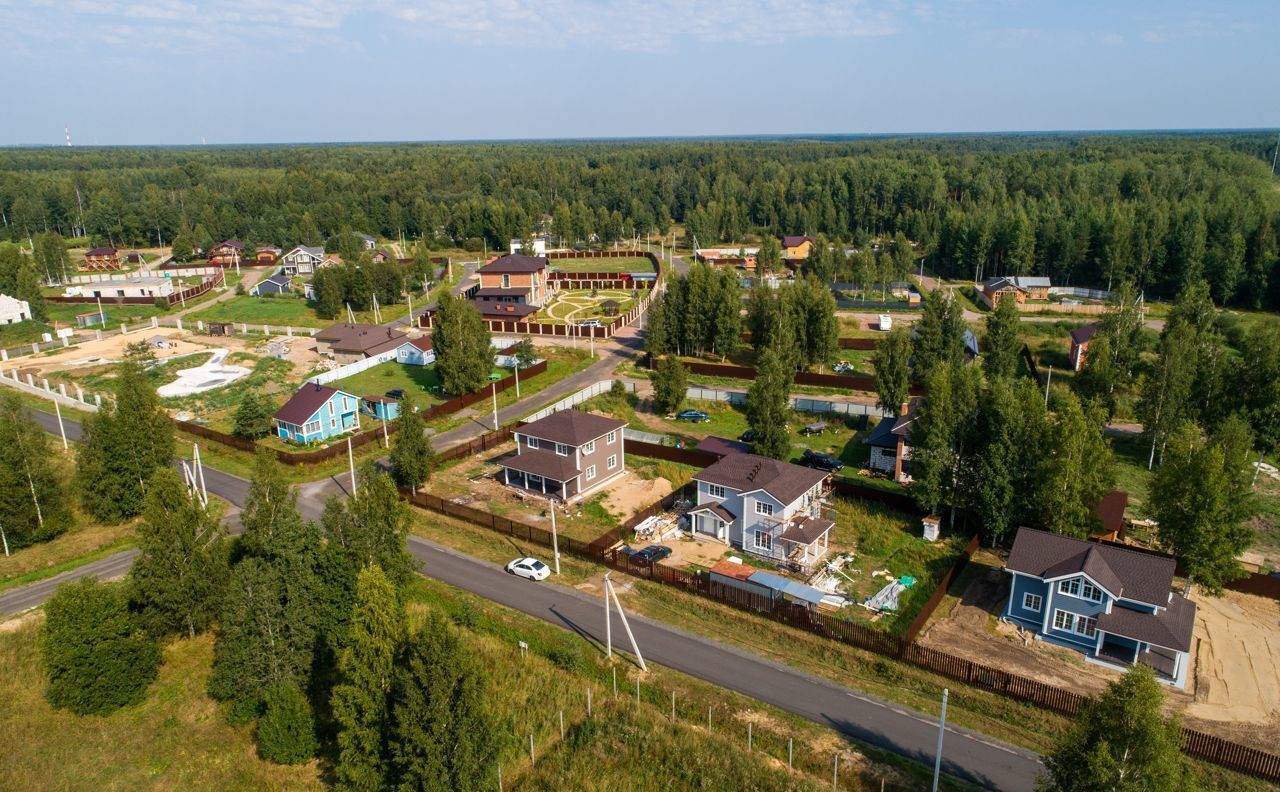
[1185,590,1280,727]
[0,610,43,631]
[600,475,671,518]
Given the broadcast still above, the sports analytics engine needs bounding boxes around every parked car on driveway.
[635,545,673,563]
[739,428,757,442]
[385,388,406,400]
[676,409,711,423]
[799,449,844,473]
[577,319,602,328]
[505,557,551,581]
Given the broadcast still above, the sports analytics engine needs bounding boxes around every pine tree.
[128,467,229,638]
[433,293,493,395]
[170,233,194,262]
[233,389,277,440]
[650,355,687,415]
[256,679,318,765]
[0,392,72,548]
[1039,665,1186,791]
[871,326,911,415]
[746,347,792,460]
[333,565,405,791]
[389,614,498,791]
[75,358,174,523]
[389,397,437,492]
[41,579,160,715]
[982,289,1021,381]
[756,236,782,275]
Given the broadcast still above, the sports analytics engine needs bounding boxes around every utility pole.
[605,574,646,671]
[931,688,949,792]
[550,502,561,575]
[193,443,208,507]
[1044,364,1053,406]
[1,524,8,557]
[604,572,613,658]
[53,400,68,449]
[514,359,520,398]
[491,381,499,430]
[347,436,357,494]
[96,296,106,329]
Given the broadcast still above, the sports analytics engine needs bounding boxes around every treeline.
[1,133,1276,304]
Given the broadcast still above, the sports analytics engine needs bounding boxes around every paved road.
[408,537,1042,790]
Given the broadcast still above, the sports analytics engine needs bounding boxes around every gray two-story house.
[498,410,627,503]
[689,454,833,572]
[1003,527,1196,688]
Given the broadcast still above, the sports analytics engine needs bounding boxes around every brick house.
[473,254,549,320]
[498,410,627,503]
[1069,323,1099,371]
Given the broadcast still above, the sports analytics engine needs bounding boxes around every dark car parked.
[635,545,674,563]
[384,388,406,400]
[676,409,711,423]
[800,449,844,473]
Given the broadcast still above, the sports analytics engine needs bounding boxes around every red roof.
[274,383,354,425]
[709,560,758,582]
[781,236,814,248]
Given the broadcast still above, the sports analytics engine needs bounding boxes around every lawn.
[549,256,654,273]
[187,295,408,329]
[0,320,57,347]
[540,288,639,325]
[326,361,487,404]
[164,354,301,430]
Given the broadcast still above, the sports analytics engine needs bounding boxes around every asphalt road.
[408,537,1043,790]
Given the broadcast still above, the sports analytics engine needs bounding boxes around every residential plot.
[548,256,653,273]
[539,288,638,325]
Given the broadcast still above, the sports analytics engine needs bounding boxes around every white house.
[85,277,175,299]
[0,294,32,324]
[689,454,833,572]
[281,245,326,275]
[508,237,548,256]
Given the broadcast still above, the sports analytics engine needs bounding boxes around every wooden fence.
[664,356,923,396]
[901,533,981,642]
[48,270,225,307]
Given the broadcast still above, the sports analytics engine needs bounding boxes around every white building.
[0,294,32,324]
[509,238,548,256]
[86,277,175,299]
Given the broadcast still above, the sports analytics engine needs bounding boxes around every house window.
[753,530,772,551]
[607,430,617,444]
[585,465,596,481]
[1080,582,1103,602]
[527,437,539,449]
[755,502,774,517]
[1023,593,1043,613]
[1053,609,1072,631]
[1052,610,1098,638]
[329,402,335,416]
[606,454,617,469]
[555,443,570,456]
[1058,579,1080,597]
[1059,578,1103,602]
[304,420,321,435]
[583,440,595,454]
[502,274,510,288]
[527,473,542,486]
[707,484,725,499]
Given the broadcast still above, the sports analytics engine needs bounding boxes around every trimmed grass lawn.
[549,256,654,273]
[541,288,638,325]
[325,361,505,404]
[187,295,409,329]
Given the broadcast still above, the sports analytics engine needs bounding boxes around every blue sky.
[0,0,1274,145]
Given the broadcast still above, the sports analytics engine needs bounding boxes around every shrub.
[547,643,588,674]
[256,679,317,765]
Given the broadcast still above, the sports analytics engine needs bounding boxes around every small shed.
[360,395,400,422]
[208,322,235,336]
[75,311,107,328]
[695,435,752,458]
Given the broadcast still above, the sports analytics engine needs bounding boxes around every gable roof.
[1005,527,1176,606]
[693,453,828,506]
[781,235,814,248]
[475,301,540,318]
[709,559,758,582]
[212,239,243,250]
[1094,490,1128,537]
[285,245,325,259]
[517,410,626,447]
[252,275,291,293]
[1013,276,1051,289]
[315,323,409,354]
[1096,593,1195,652]
[696,435,752,457]
[983,276,1025,293]
[1069,323,1100,345]
[275,383,354,425]
[479,254,547,274]
[863,417,899,449]
[690,501,737,523]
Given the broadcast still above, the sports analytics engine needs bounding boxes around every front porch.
[778,515,833,574]
[498,449,581,503]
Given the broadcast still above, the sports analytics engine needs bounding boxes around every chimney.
[900,400,910,416]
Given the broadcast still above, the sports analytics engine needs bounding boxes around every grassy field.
[187,295,408,329]
[327,361,505,403]
[540,288,638,325]
[549,256,654,273]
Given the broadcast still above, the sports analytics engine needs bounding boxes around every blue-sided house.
[274,383,360,444]
[360,395,401,421]
[1003,527,1196,688]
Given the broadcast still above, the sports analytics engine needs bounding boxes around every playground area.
[540,288,638,325]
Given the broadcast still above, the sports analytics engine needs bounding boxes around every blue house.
[360,395,401,422]
[273,384,361,444]
[249,274,292,296]
[1004,528,1196,688]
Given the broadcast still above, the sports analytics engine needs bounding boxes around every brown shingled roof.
[518,410,626,447]
[479,254,547,274]
[1005,527,1176,607]
[274,383,355,425]
[1097,593,1196,652]
[1069,323,1100,345]
[498,449,581,481]
[692,453,828,506]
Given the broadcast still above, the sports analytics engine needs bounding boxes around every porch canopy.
[1096,593,1196,656]
[499,450,579,493]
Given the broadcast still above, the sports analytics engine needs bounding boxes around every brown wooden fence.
[666,356,922,396]
[400,431,1280,781]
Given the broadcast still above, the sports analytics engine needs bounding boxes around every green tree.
[321,465,415,594]
[432,293,493,395]
[15,260,48,322]
[170,233,194,262]
[707,268,743,359]
[1149,418,1255,593]
[973,379,1048,545]
[796,275,839,368]
[233,389,277,440]
[333,565,405,791]
[0,392,72,548]
[1137,322,1197,469]
[1234,321,1280,462]
[982,289,1021,381]
[256,679,318,765]
[40,579,159,715]
[75,358,174,523]
[33,231,70,283]
[1035,390,1115,538]
[650,355,687,415]
[872,326,912,415]
[1074,333,1119,415]
[908,362,982,520]
[0,241,24,295]
[756,236,782,275]
[1039,665,1187,792]
[128,468,229,638]
[389,613,498,791]
[912,290,967,381]
[512,336,537,371]
[746,346,792,460]
[389,397,437,493]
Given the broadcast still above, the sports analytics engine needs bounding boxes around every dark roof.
[316,323,409,354]
[696,436,752,457]
[355,232,375,242]
[781,516,833,546]
[1069,323,1100,345]
[891,397,922,437]
[255,275,291,290]
[1097,594,1196,652]
[600,299,622,307]
[498,449,581,481]
[689,502,737,523]
[86,247,117,256]
[479,254,547,274]
[475,287,531,299]
[983,276,1024,292]
[781,235,814,247]
[213,239,243,250]
[275,383,353,425]
[693,453,828,506]
[518,410,626,447]
[1093,490,1128,537]
[475,301,540,318]
[863,418,898,450]
[1005,527,1176,606]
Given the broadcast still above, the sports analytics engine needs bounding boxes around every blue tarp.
[747,570,827,606]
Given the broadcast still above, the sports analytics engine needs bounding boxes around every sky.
[0,0,1275,146]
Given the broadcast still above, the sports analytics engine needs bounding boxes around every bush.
[547,643,588,674]
[451,601,479,629]
[609,379,627,399]
[256,679,317,765]
[235,283,245,296]
[40,579,160,715]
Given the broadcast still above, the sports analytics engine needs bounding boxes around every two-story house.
[274,383,361,444]
[83,247,121,271]
[1003,527,1196,688]
[780,235,815,261]
[689,454,833,572]
[497,410,627,503]
[280,245,327,275]
[472,254,549,320]
[207,239,244,266]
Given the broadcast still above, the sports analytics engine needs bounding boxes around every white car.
[505,556,551,581]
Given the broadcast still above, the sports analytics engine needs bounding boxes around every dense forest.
[1,133,1277,305]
